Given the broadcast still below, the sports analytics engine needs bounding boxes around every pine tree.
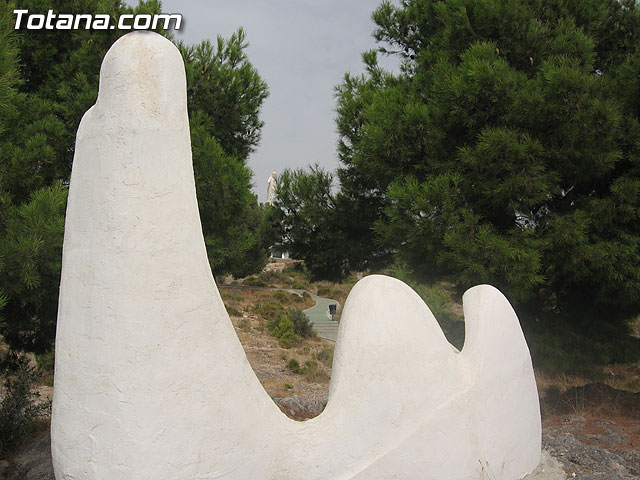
[331,0,640,358]
[180,31,271,277]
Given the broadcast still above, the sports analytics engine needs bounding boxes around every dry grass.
[231,311,333,401]
[536,362,640,398]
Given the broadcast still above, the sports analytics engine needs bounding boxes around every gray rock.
[7,431,54,480]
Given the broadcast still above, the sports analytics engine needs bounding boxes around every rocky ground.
[540,384,640,479]
[4,381,638,479]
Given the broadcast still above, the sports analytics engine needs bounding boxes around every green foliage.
[189,123,269,277]
[0,355,51,455]
[289,308,316,339]
[259,304,314,347]
[326,0,640,353]
[180,29,268,161]
[315,346,334,368]
[287,358,301,374]
[316,286,331,297]
[259,270,293,286]
[257,301,285,323]
[0,182,67,353]
[0,1,271,353]
[274,166,385,279]
[243,276,268,287]
[179,30,270,278]
[224,303,242,317]
[286,358,329,382]
[272,291,290,303]
[272,315,296,349]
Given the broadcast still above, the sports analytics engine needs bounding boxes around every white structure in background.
[51,31,541,480]
[267,171,277,204]
[266,170,289,259]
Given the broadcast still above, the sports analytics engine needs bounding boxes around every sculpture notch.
[52,31,541,479]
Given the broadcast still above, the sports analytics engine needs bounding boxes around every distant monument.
[266,171,277,205]
[266,171,288,259]
[52,31,541,479]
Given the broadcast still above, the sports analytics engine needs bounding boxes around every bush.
[317,285,331,297]
[259,270,292,286]
[0,356,51,455]
[257,302,286,324]
[287,358,302,374]
[286,358,329,382]
[302,360,329,383]
[289,293,304,303]
[292,280,309,290]
[270,314,297,349]
[242,276,267,287]
[289,309,316,338]
[272,291,289,303]
[224,303,243,317]
[316,346,334,367]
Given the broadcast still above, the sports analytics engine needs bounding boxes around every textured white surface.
[52,31,541,479]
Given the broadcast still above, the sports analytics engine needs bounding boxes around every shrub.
[270,314,297,349]
[272,291,289,303]
[316,346,334,367]
[225,303,243,317]
[242,276,267,287]
[287,358,302,374]
[259,270,292,286]
[292,280,309,290]
[302,360,329,383]
[238,318,251,332]
[317,286,331,297]
[257,302,286,324]
[290,293,304,303]
[0,356,51,455]
[289,309,316,338]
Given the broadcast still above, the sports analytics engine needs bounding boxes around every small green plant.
[285,358,329,383]
[303,360,330,383]
[284,383,293,390]
[238,318,251,332]
[316,346,334,367]
[287,358,302,374]
[225,303,243,317]
[222,293,243,302]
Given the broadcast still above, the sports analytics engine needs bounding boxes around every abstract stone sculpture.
[52,31,541,479]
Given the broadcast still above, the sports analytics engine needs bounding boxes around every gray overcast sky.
[159,0,399,202]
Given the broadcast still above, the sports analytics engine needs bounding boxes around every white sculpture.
[52,31,541,479]
[267,171,277,204]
